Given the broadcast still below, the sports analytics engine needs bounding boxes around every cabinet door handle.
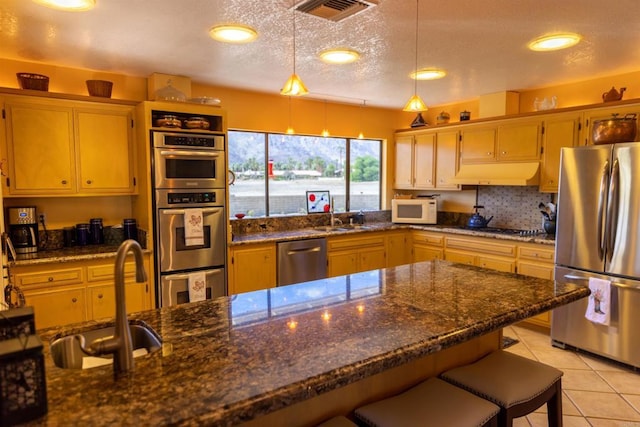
[61,180,67,185]
[501,151,507,155]
[98,293,103,299]
[86,180,92,185]
[48,276,54,282]
[71,297,77,303]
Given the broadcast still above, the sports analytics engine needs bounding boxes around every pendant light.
[281,5,309,96]
[403,0,428,125]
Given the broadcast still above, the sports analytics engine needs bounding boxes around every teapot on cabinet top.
[603,86,626,102]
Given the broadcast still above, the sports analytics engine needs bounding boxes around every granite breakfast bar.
[29,259,589,426]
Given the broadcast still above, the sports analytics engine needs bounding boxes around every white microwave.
[392,198,437,224]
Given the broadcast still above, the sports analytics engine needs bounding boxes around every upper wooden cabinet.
[581,104,640,146]
[394,129,459,191]
[539,112,581,193]
[2,96,137,196]
[460,119,541,164]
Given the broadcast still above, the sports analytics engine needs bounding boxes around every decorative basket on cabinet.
[16,73,49,91]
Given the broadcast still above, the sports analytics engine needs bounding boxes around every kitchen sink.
[50,321,162,370]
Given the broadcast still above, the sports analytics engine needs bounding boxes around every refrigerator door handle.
[597,160,609,260]
[605,158,620,263]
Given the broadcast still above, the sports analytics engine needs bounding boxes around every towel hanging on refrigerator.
[585,277,611,325]
[184,208,204,246]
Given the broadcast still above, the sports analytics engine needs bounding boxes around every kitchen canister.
[123,218,138,242]
[89,218,104,244]
[460,110,471,121]
[76,223,90,246]
[63,227,76,247]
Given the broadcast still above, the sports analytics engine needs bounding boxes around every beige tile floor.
[503,324,640,427]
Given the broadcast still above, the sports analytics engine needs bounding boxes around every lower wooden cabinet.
[327,233,386,277]
[15,255,153,330]
[385,231,411,267]
[516,243,556,328]
[412,231,444,262]
[445,235,516,273]
[228,243,276,294]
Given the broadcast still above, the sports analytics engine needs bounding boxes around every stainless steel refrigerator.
[552,142,640,369]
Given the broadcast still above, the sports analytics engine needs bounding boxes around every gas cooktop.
[459,227,544,236]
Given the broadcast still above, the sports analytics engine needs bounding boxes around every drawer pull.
[48,276,54,282]
[98,294,103,299]
[86,179,92,184]
[72,297,77,303]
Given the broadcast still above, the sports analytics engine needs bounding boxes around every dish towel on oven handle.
[188,271,207,303]
[184,208,204,246]
[585,277,611,325]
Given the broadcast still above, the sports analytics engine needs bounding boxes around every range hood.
[451,162,540,186]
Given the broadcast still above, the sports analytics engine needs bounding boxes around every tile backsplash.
[477,186,555,230]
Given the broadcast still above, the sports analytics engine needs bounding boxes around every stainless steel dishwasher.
[277,238,327,286]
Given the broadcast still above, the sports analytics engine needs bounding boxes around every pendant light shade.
[281,6,308,96]
[403,0,427,113]
[281,74,309,96]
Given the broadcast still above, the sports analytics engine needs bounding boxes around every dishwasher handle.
[286,246,322,256]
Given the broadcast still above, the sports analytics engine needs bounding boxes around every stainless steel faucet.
[77,239,147,376]
[329,197,342,227]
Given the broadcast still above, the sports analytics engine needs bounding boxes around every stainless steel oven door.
[157,206,226,272]
[160,268,226,307]
[154,148,225,189]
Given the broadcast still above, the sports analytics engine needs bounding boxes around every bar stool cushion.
[316,415,358,427]
[354,377,499,427]
[440,350,563,409]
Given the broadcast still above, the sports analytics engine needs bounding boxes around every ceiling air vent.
[295,0,380,22]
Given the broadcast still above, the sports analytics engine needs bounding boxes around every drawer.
[445,250,475,266]
[14,267,84,288]
[328,235,385,251]
[446,236,516,257]
[412,232,444,246]
[87,262,138,282]
[518,245,555,263]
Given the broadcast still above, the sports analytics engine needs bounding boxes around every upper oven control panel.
[155,189,226,209]
[153,132,224,150]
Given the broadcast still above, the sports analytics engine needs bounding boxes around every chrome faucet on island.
[76,239,148,376]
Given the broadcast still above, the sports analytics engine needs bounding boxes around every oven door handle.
[161,208,223,215]
[164,270,223,280]
[159,150,220,157]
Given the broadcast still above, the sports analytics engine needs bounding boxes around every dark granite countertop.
[28,260,586,426]
[231,222,556,246]
[11,246,153,267]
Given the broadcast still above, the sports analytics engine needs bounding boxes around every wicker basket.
[86,80,113,98]
[16,73,49,91]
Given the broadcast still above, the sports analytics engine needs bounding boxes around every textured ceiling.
[1,0,640,108]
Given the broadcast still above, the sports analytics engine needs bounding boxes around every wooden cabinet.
[23,285,87,330]
[539,112,581,192]
[229,243,276,294]
[412,230,444,262]
[445,235,516,273]
[459,125,497,163]
[460,119,541,164]
[394,130,459,190]
[581,105,640,146]
[394,133,435,189]
[14,255,153,330]
[2,96,137,196]
[327,233,386,277]
[386,231,411,267]
[496,120,541,161]
[517,243,556,328]
[86,261,150,320]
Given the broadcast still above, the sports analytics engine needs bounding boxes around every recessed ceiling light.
[209,25,258,43]
[528,33,582,51]
[410,68,447,80]
[319,48,360,64]
[32,0,96,11]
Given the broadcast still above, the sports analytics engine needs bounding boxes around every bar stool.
[316,415,358,427]
[354,377,499,427]
[440,350,563,427]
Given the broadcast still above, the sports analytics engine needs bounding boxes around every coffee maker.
[8,207,39,254]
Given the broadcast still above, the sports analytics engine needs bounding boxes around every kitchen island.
[27,260,588,426]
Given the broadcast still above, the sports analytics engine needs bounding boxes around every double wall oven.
[152,131,227,307]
